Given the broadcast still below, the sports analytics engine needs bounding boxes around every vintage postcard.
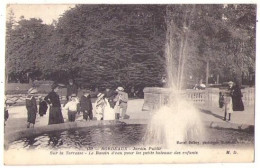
[2,1,257,165]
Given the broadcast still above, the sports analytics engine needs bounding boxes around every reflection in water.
[8,125,254,150]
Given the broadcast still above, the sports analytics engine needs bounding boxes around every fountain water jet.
[144,8,204,148]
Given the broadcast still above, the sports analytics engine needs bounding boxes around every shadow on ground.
[199,109,224,120]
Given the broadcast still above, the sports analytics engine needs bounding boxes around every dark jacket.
[231,85,244,111]
[44,91,61,107]
[26,95,38,124]
[26,95,37,114]
[80,95,92,113]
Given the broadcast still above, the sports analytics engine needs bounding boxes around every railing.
[185,90,206,104]
[142,87,255,111]
[242,88,255,106]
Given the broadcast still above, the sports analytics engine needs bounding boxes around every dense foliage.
[6,4,256,90]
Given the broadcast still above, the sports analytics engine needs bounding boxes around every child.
[26,88,38,128]
[223,81,234,121]
[63,94,79,122]
[219,92,224,108]
[39,97,48,117]
[80,90,93,121]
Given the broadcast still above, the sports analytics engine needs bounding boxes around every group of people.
[25,79,129,128]
[219,81,244,121]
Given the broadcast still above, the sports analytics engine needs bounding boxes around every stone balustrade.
[142,87,255,112]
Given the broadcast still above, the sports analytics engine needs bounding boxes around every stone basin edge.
[4,119,254,146]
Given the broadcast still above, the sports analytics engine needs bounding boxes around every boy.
[80,90,93,121]
[64,94,79,122]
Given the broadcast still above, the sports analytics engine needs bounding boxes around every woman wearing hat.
[26,88,38,128]
[231,81,244,111]
[44,84,64,125]
[103,93,116,120]
[94,93,105,120]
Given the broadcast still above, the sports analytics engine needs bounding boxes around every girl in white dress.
[94,93,105,120]
[103,98,115,120]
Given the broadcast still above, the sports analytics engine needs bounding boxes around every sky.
[7,4,75,24]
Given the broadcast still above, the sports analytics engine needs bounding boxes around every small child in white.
[63,94,79,122]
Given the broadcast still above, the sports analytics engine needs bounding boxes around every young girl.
[26,88,38,128]
[223,81,234,121]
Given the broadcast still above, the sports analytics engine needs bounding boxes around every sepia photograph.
[2,2,257,165]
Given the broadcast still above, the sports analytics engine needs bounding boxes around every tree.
[54,5,166,88]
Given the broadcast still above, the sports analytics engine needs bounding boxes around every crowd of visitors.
[21,79,129,127]
[4,78,246,128]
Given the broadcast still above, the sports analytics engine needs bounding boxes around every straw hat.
[116,87,124,92]
[228,81,234,85]
[71,93,77,97]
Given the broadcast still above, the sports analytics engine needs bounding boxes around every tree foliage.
[6,4,256,88]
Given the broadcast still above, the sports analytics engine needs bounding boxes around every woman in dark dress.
[231,82,244,111]
[44,84,64,125]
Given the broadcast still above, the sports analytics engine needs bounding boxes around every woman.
[103,95,115,120]
[26,88,38,128]
[94,93,105,120]
[232,82,244,111]
[44,84,64,125]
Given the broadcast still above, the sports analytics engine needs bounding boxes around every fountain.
[143,15,204,148]
[4,7,254,154]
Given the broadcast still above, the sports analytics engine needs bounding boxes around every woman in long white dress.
[103,98,115,120]
[94,93,105,120]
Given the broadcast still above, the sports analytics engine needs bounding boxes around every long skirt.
[232,97,244,111]
[95,106,103,120]
[103,101,115,120]
[49,106,64,125]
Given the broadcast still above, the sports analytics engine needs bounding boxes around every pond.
[8,124,254,150]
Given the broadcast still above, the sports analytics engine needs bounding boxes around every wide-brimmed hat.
[28,88,38,94]
[97,93,104,98]
[116,87,124,92]
[228,81,234,85]
[51,83,59,90]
